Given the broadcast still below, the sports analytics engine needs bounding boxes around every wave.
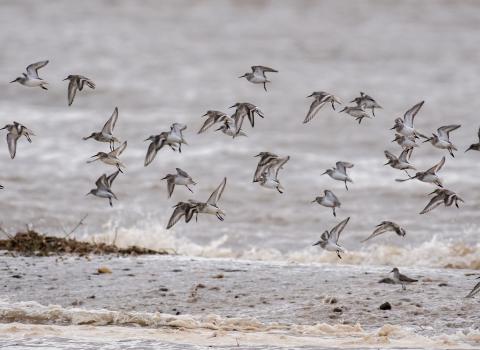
[84,224,480,270]
[0,301,479,349]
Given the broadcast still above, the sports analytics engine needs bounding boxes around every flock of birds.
[2,61,480,297]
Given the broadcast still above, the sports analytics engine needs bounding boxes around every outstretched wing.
[176,168,190,178]
[106,170,120,187]
[419,194,444,214]
[166,203,189,229]
[398,148,413,162]
[6,133,18,159]
[207,177,227,206]
[329,217,350,244]
[466,280,480,298]
[384,150,397,162]
[144,140,161,167]
[271,156,290,178]
[78,76,96,90]
[252,66,278,73]
[335,161,354,175]
[166,179,175,198]
[67,79,78,106]
[26,60,49,78]
[303,98,328,124]
[102,107,119,134]
[95,174,109,190]
[437,124,460,141]
[324,190,340,206]
[426,156,445,174]
[403,101,424,128]
[110,140,127,157]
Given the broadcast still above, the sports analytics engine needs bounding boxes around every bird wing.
[6,133,18,159]
[111,140,127,157]
[303,98,328,124]
[477,127,480,142]
[102,107,119,134]
[106,170,120,187]
[67,79,78,106]
[26,60,49,78]
[144,139,162,166]
[198,115,218,134]
[398,148,413,163]
[176,167,190,178]
[437,124,460,141]
[252,66,278,73]
[253,155,277,182]
[384,150,397,162]
[167,179,175,198]
[466,280,480,298]
[206,177,227,206]
[335,161,354,175]
[78,76,96,90]
[233,108,247,135]
[361,224,389,242]
[271,156,290,178]
[95,174,109,190]
[329,217,350,244]
[166,203,189,229]
[325,190,340,205]
[419,193,445,214]
[426,156,445,174]
[403,101,424,128]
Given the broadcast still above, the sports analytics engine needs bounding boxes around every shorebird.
[466,277,480,298]
[361,221,406,242]
[198,110,230,134]
[303,91,342,123]
[384,149,415,174]
[392,134,419,151]
[322,161,354,190]
[1,122,35,159]
[422,125,461,157]
[215,119,247,137]
[86,170,120,207]
[167,177,227,229]
[239,66,278,91]
[230,102,264,137]
[166,123,188,152]
[144,123,188,166]
[83,107,119,150]
[87,141,127,172]
[312,217,350,259]
[350,92,382,116]
[420,188,464,214]
[253,152,280,182]
[391,101,425,137]
[162,168,197,198]
[465,127,480,152]
[312,190,341,217]
[63,75,95,106]
[258,155,290,193]
[339,106,371,124]
[396,156,445,187]
[390,267,418,290]
[10,60,49,90]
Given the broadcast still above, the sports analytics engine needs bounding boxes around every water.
[0,0,479,349]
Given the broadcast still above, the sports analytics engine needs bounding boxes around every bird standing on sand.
[350,92,382,117]
[420,188,463,214]
[465,127,480,152]
[167,178,227,229]
[396,156,445,187]
[87,141,127,172]
[162,168,197,198]
[312,190,341,217]
[10,60,49,90]
[303,91,342,123]
[322,161,354,190]
[361,221,406,242]
[63,75,95,106]
[239,66,278,91]
[312,217,350,259]
[390,267,418,290]
[422,125,461,157]
[83,107,119,150]
[1,122,35,159]
[86,170,120,207]
[339,106,371,124]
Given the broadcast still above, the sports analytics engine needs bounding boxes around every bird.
[10,60,49,90]
[392,134,419,151]
[420,188,464,214]
[422,125,461,157]
[258,155,290,194]
[339,106,371,124]
[87,141,127,172]
[391,101,425,137]
[161,168,197,198]
[312,217,350,259]
[0,122,35,159]
[0,185,3,190]
[350,92,382,116]
[215,119,247,137]
[322,161,354,190]
[303,91,342,123]
[167,177,227,229]
[384,149,415,174]
[312,190,341,217]
[361,221,406,242]
[253,152,280,182]
[466,277,480,298]
[167,123,188,152]
[390,267,418,290]
[63,75,95,106]
[395,156,445,187]
[465,127,480,152]
[230,102,264,137]
[198,110,230,134]
[144,123,188,167]
[239,66,278,91]
[86,170,120,207]
[83,107,119,150]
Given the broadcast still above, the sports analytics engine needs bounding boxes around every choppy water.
[1,0,480,348]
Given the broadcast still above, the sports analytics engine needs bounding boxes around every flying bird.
[339,106,371,124]
[86,170,120,207]
[87,141,127,172]
[144,123,188,166]
[198,110,230,134]
[258,155,290,193]
[303,91,342,123]
[361,221,406,242]
[422,125,461,157]
[392,134,419,151]
[63,75,95,106]
[83,107,119,150]
[312,190,341,217]
[322,161,354,190]
[10,60,49,90]
[465,127,480,152]
[230,102,264,137]
[396,156,445,187]
[161,168,197,198]
[384,149,415,173]
[350,92,382,116]
[239,65,278,91]
[1,122,35,159]
[312,217,350,259]
[420,188,464,214]
[391,101,426,137]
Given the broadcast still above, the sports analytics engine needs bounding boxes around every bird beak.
[306,93,314,98]
[390,269,395,273]
[85,192,91,196]
[321,171,328,175]
[383,161,390,166]
[339,107,347,113]
[9,79,16,83]
[228,104,236,109]
[389,125,396,130]
[422,138,431,143]
[311,199,316,203]
[238,74,247,78]
[144,138,150,142]
[215,127,222,131]
[62,77,69,81]
[312,241,320,246]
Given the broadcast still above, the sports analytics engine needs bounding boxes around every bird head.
[390,267,399,273]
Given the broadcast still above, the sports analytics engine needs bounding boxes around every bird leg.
[263,82,267,92]
[332,207,336,217]
[344,180,349,191]
[186,185,194,193]
[336,251,342,259]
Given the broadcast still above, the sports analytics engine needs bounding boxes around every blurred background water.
[0,0,480,260]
